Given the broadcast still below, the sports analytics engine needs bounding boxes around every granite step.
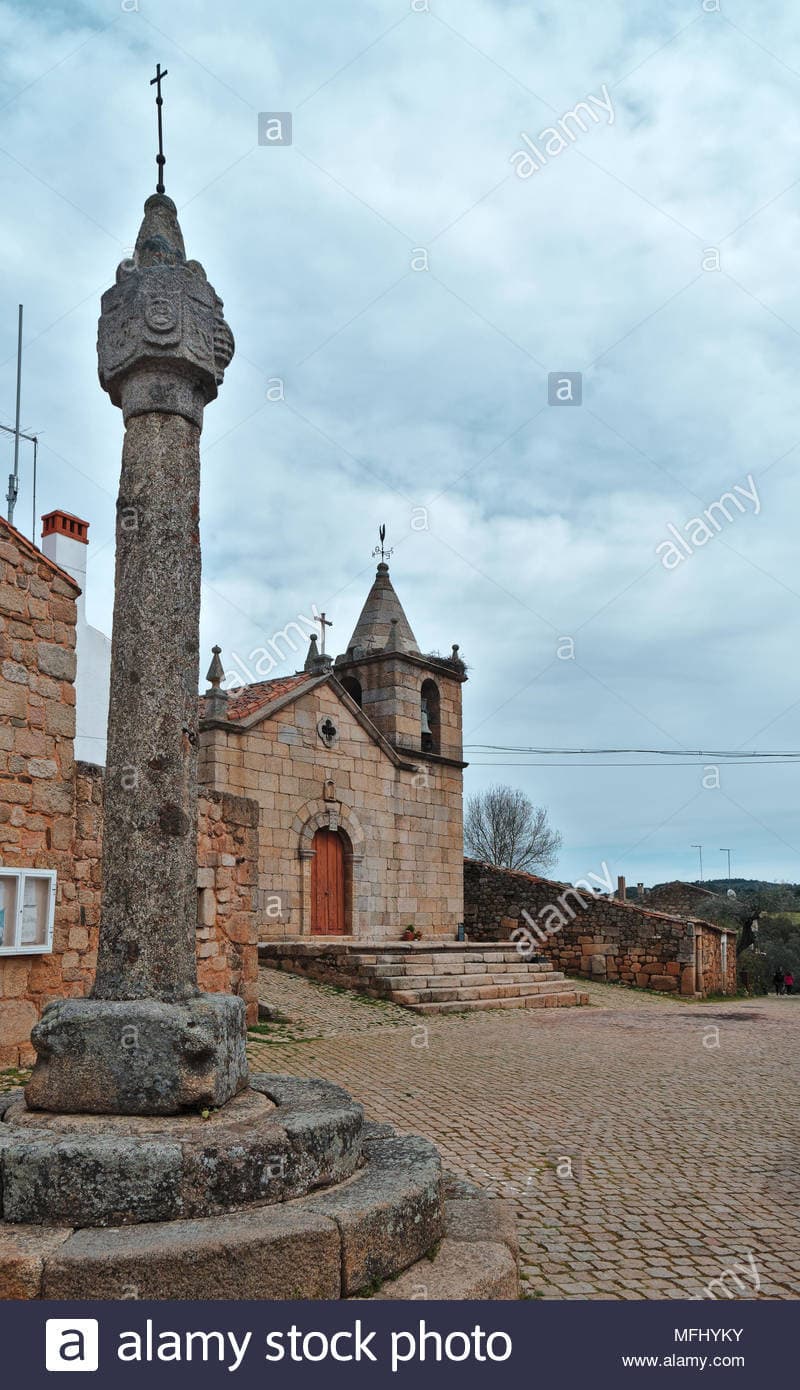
[370,970,566,990]
[32,1131,444,1300]
[257,941,587,1014]
[408,990,590,1014]
[389,980,581,1006]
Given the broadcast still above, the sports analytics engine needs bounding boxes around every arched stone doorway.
[310,827,347,935]
[296,801,364,936]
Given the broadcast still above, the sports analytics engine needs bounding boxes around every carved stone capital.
[97,195,234,425]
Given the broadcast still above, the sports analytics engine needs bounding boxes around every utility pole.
[720,847,732,882]
[6,304,23,525]
[691,843,703,882]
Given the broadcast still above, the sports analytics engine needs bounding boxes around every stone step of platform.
[258,940,588,1014]
[32,1128,444,1300]
[390,980,582,1006]
[369,969,565,990]
[408,990,590,1014]
[1,1085,519,1301]
[0,1077,364,1229]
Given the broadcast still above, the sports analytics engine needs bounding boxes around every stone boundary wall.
[463,859,737,997]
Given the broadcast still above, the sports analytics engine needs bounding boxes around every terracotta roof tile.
[199,672,311,722]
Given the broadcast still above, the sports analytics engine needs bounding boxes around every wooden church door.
[311,828,346,935]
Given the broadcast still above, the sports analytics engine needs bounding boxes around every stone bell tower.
[334,548,467,768]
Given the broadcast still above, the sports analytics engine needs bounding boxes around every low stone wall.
[463,859,737,997]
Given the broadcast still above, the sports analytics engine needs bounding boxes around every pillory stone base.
[24,994,247,1116]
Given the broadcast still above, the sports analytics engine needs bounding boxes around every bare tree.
[464,784,562,873]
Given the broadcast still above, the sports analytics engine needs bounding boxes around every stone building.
[644,880,724,917]
[199,558,467,941]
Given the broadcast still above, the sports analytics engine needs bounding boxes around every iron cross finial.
[372,523,393,565]
[150,62,169,194]
[316,611,333,655]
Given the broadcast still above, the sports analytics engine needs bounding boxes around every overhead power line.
[467,759,800,768]
[464,744,800,760]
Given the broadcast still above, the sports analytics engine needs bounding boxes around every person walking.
[784,969,794,996]
[773,967,785,996]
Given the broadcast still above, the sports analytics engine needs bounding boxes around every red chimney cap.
[41,510,90,545]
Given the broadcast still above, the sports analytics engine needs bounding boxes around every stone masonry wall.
[0,522,80,1066]
[197,789,260,1024]
[1,512,262,1065]
[463,859,736,997]
[199,680,464,942]
[0,768,260,1065]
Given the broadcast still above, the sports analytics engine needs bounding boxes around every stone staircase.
[259,941,589,1013]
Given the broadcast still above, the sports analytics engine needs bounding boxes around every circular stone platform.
[0,1076,518,1300]
[0,1076,363,1227]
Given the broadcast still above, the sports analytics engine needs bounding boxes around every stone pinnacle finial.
[304,633,332,674]
[204,644,229,719]
[304,633,320,672]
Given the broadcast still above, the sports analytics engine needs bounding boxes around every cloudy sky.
[2,0,800,887]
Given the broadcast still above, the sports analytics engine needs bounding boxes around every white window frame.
[0,868,57,955]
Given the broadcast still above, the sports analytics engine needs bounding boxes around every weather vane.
[150,62,168,194]
[372,523,393,564]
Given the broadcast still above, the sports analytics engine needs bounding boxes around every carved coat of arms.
[143,287,181,340]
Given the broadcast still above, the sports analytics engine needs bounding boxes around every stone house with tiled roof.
[198,560,467,941]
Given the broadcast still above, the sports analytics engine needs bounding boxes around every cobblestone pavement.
[251,970,800,1300]
[250,968,413,1042]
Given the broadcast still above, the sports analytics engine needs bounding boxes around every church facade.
[198,560,467,941]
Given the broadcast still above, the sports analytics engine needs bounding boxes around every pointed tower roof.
[345,562,420,657]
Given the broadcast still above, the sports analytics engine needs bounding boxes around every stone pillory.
[25,191,242,1115]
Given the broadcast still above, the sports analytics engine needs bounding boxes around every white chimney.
[41,509,111,766]
[41,510,89,620]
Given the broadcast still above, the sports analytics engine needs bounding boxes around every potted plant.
[401,925,416,941]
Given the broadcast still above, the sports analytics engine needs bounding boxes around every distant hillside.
[690,879,800,897]
[625,878,800,903]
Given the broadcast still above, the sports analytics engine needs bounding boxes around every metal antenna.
[150,63,169,194]
[6,304,22,525]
